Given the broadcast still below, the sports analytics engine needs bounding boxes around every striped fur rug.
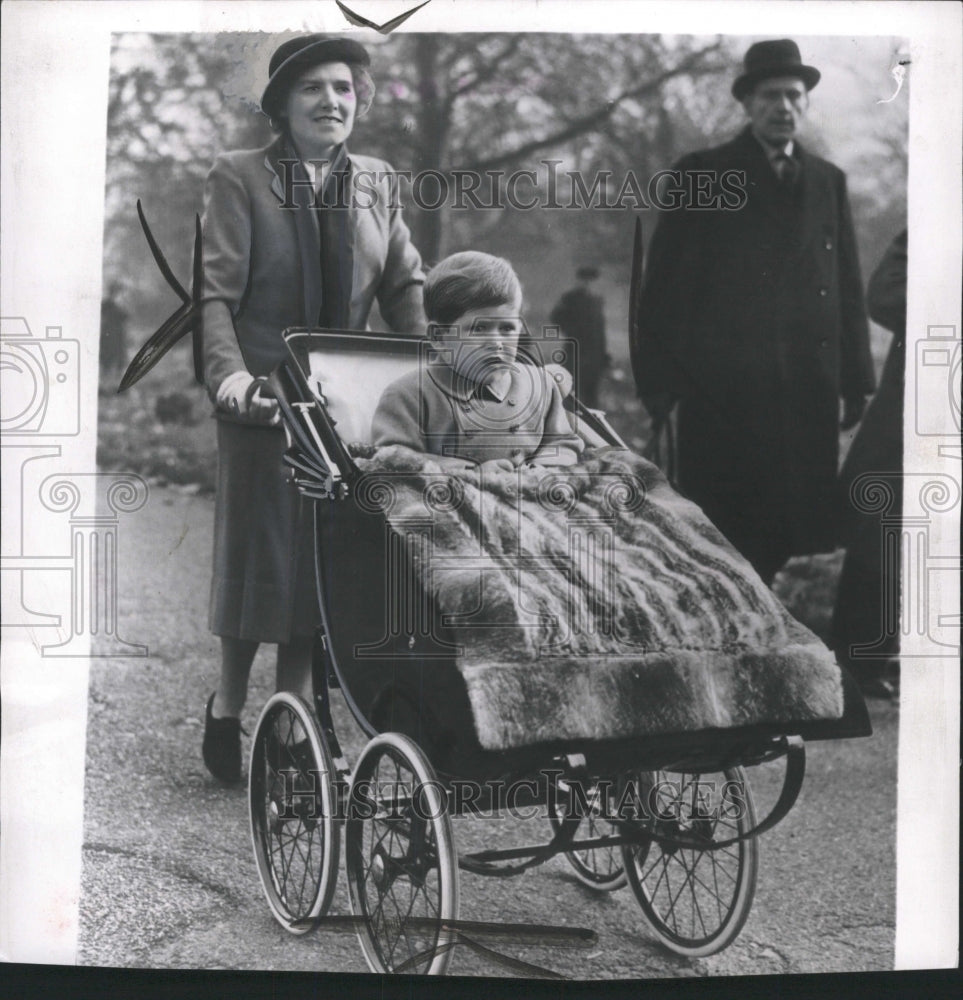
[355,445,844,752]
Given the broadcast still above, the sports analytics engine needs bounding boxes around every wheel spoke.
[250,694,338,934]
[662,855,692,932]
[552,778,627,889]
[682,850,709,939]
[345,734,457,974]
[624,767,758,955]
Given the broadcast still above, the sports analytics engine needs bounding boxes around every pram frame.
[248,328,872,973]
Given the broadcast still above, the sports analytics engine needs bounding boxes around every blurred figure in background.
[549,265,608,408]
[831,228,906,698]
[631,39,875,585]
[100,281,129,383]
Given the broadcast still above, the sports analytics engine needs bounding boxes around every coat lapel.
[264,138,323,327]
[731,128,811,290]
[793,142,830,259]
[732,127,799,228]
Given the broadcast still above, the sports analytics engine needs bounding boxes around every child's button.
[507,397,517,406]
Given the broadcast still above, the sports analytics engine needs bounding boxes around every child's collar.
[426,360,514,403]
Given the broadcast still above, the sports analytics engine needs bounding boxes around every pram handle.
[245,375,275,405]
[268,364,358,501]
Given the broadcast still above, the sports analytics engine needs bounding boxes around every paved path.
[79,486,897,977]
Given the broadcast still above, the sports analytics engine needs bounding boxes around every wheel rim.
[346,734,458,975]
[548,779,627,890]
[249,693,339,934]
[621,768,758,956]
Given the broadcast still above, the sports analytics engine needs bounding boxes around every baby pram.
[248,327,871,975]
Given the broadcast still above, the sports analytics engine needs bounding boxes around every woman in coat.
[201,34,426,782]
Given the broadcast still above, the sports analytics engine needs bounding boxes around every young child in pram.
[365,250,845,750]
[371,252,583,471]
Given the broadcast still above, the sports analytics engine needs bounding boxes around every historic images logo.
[276,158,749,212]
[268,769,749,824]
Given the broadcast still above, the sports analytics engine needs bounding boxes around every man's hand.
[840,395,866,431]
[643,391,678,427]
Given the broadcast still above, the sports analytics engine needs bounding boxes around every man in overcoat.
[549,265,609,408]
[631,39,876,584]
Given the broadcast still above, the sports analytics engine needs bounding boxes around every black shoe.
[202,693,242,784]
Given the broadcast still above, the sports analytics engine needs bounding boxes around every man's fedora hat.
[732,39,820,100]
[261,34,371,119]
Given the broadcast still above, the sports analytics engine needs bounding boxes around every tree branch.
[444,35,526,112]
[438,34,493,71]
[453,42,724,173]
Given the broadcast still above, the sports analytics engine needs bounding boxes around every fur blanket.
[354,446,844,752]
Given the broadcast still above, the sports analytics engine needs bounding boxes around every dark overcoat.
[631,126,875,569]
[831,229,906,674]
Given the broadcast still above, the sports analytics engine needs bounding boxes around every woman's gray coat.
[202,137,426,641]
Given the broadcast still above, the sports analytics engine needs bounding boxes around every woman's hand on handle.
[216,371,279,424]
[246,378,280,424]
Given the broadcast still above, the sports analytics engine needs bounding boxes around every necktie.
[774,153,798,186]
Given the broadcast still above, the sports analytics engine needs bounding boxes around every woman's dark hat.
[731,39,820,100]
[261,34,370,119]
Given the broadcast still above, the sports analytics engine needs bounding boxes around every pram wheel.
[621,767,758,957]
[249,692,340,935]
[548,778,627,890]
[345,733,459,975]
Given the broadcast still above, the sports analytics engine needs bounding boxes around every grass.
[98,350,217,493]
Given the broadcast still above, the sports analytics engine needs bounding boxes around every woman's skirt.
[209,418,319,643]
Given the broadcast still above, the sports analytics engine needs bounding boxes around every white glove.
[215,371,279,424]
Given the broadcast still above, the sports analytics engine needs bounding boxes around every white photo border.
[1,0,958,975]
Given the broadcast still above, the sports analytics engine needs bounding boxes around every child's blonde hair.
[423,252,522,326]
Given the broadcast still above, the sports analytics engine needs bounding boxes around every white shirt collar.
[482,369,513,402]
[771,139,794,160]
